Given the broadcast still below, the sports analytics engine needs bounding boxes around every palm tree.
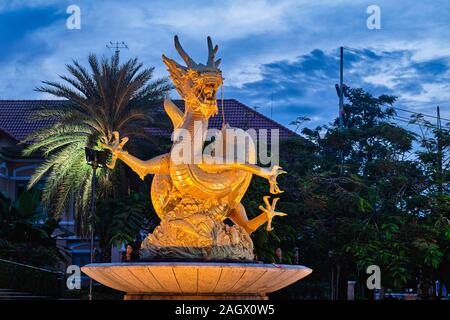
[23,53,170,235]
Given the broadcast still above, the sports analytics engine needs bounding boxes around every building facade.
[0,99,297,269]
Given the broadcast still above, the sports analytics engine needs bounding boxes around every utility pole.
[436,106,443,196]
[436,106,444,298]
[335,46,346,177]
[339,46,344,131]
[331,46,345,301]
[334,46,346,174]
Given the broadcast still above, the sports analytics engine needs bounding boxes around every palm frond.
[25,52,170,234]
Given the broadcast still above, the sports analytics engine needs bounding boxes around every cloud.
[149,0,297,40]
[0,0,448,128]
[225,48,450,130]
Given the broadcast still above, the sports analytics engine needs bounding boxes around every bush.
[0,258,63,297]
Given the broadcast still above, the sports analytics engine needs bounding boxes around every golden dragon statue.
[101,36,287,260]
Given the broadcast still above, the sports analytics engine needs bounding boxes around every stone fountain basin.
[82,262,312,299]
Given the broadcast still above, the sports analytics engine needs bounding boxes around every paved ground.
[0,288,51,300]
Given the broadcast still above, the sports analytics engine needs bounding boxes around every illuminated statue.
[101,36,287,260]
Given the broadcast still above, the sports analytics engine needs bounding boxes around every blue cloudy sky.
[0,0,449,129]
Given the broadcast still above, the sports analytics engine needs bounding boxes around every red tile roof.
[0,99,297,143]
[0,100,62,142]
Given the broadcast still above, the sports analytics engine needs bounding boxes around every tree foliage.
[0,190,70,268]
[23,53,170,234]
[256,87,449,299]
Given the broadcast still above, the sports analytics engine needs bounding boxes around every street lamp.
[84,147,108,301]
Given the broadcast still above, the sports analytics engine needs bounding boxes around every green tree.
[274,87,437,299]
[410,114,450,298]
[0,190,70,268]
[23,53,170,234]
[95,191,158,261]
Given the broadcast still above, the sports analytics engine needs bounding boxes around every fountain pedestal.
[81,262,312,300]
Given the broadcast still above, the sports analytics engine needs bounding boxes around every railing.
[0,258,64,297]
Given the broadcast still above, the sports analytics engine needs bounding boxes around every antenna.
[106,41,129,55]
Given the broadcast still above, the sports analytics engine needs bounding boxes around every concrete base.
[124,293,268,300]
[82,262,312,300]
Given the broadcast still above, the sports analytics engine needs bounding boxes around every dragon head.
[162,35,223,119]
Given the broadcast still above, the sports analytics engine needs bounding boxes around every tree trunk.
[336,264,341,299]
[331,268,335,300]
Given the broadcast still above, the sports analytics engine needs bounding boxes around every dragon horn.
[174,35,197,68]
[207,36,219,68]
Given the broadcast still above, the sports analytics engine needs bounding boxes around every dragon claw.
[267,165,286,194]
[259,196,287,232]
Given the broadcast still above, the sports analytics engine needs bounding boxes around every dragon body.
[101,36,286,260]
